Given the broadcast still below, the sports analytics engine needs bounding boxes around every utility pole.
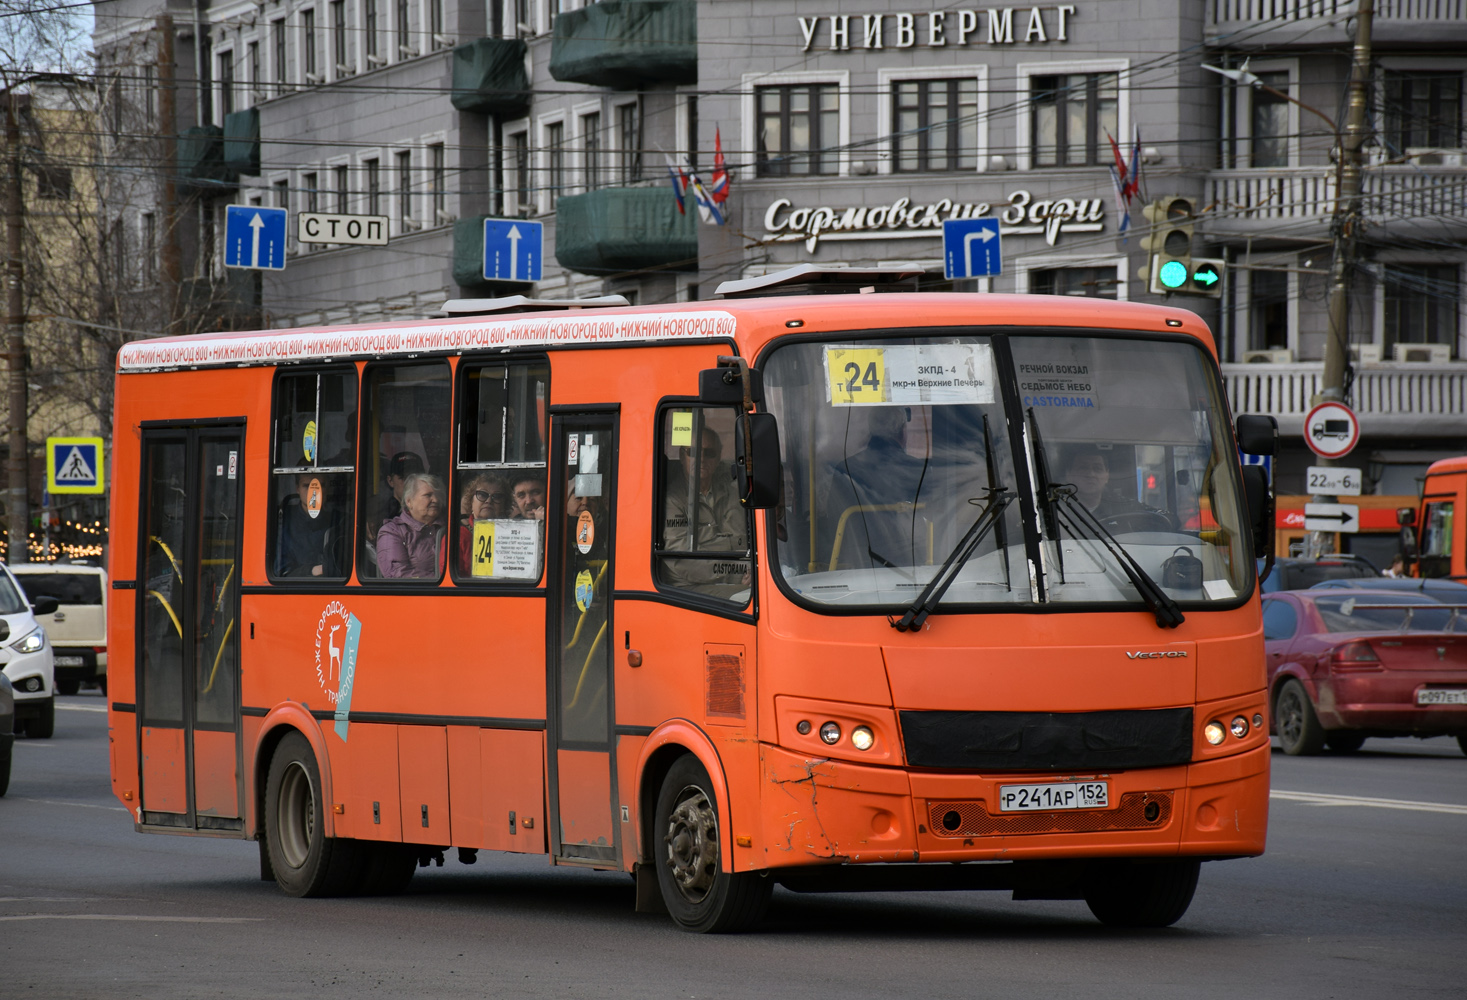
[5,87,29,564]
[158,15,182,333]
[1306,0,1373,558]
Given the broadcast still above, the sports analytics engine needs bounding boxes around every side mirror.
[1236,414,1278,456]
[698,365,764,406]
[1240,464,1274,562]
[30,595,59,617]
[734,412,781,509]
[1396,506,1416,526]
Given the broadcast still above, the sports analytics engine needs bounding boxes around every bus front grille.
[925,791,1173,838]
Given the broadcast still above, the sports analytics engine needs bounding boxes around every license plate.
[54,656,84,666]
[1417,689,1467,705]
[998,781,1109,812]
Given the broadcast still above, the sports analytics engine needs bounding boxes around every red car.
[1262,590,1467,756]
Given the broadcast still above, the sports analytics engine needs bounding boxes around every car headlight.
[13,627,46,654]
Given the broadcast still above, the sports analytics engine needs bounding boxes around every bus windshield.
[763,331,1252,613]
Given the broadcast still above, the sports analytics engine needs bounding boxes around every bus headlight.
[850,726,875,751]
[12,627,45,654]
[819,722,842,745]
[1230,716,1250,739]
[1204,720,1227,745]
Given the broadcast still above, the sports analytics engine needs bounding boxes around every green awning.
[451,38,530,117]
[178,125,228,184]
[555,187,698,275]
[550,0,696,90]
[222,109,260,176]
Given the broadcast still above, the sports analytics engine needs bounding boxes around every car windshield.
[14,572,102,605]
[0,571,30,615]
[762,332,1252,612]
[1313,593,1462,632]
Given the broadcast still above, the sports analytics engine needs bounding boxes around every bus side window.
[359,362,452,582]
[654,406,751,605]
[1420,501,1454,579]
[269,369,357,582]
[452,360,550,583]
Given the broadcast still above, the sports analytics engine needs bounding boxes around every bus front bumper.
[753,741,1269,869]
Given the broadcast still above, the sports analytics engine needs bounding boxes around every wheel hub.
[664,785,718,902]
[277,761,315,870]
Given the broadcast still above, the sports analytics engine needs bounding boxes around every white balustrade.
[1223,362,1467,433]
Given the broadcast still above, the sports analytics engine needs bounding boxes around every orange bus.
[1410,457,1465,581]
[107,270,1276,932]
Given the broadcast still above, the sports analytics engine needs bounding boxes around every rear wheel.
[1326,731,1367,753]
[55,680,80,696]
[654,754,771,933]
[24,698,54,739]
[264,732,360,897]
[1084,859,1201,928]
[1276,680,1325,756]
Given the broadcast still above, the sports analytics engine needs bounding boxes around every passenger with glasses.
[456,473,512,574]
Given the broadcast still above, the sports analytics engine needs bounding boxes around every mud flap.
[634,863,668,914]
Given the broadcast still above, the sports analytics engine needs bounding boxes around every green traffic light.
[1159,259,1188,289]
[1193,264,1220,286]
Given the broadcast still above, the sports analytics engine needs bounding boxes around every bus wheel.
[265,732,360,897]
[1276,680,1325,756]
[1326,731,1367,753]
[1084,859,1201,928]
[654,755,770,933]
[355,843,417,896]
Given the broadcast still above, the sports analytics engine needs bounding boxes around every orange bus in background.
[107,270,1277,932]
[1411,457,1466,580]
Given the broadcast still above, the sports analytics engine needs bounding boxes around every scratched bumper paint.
[333,613,363,742]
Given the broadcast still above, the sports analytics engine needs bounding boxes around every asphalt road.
[2,691,1464,999]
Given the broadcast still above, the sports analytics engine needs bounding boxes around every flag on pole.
[665,154,689,214]
[689,172,725,226]
[1126,126,1144,203]
[1106,130,1132,237]
[709,127,729,205]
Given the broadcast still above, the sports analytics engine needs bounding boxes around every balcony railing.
[1223,361,1467,435]
[450,38,530,118]
[554,186,697,274]
[549,0,696,90]
[1208,0,1467,33]
[1205,165,1467,232]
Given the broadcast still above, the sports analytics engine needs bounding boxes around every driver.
[1059,444,1176,531]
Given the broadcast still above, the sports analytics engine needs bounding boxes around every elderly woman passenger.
[376,472,447,579]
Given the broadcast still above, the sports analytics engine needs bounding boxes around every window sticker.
[1016,359,1097,410]
[575,568,594,611]
[579,441,600,475]
[825,343,994,406]
[305,477,323,519]
[471,520,542,579]
[302,419,318,463]
[567,433,579,466]
[670,410,694,448]
[576,510,595,554]
[228,450,238,480]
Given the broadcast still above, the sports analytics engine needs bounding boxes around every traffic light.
[1138,196,1194,293]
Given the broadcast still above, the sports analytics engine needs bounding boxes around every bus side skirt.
[252,702,337,840]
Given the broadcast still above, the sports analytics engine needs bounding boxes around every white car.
[11,563,106,696]
[0,563,58,739]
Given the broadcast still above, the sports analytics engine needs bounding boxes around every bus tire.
[654,754,770,933]
[355,842,417,896]
[1084,859,1200,928]
[1276,680,1325,756]
[1326,730,1367,753]
[265,732,360,897]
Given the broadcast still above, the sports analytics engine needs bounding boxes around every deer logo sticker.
[315,601,363,742]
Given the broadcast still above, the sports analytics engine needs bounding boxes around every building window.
[365,0,379,60]
[1249,71,1289,168]
[247,42,261,103]
[142,213,156,285]
[685,94,698,168]
[331,0,347,73]
[893,78,978,172]
[756,83,839,176]
[429,143,445,224]
[581,112,601,191]
[546,121,564,209]
[218,50,235,118]
[396,150,412,226]
[510,131,530,213]
[273,19,287,89]
[335,164,350,214]
[1029,266,1118,299]
[1385,264,1460,352]
[1250,270,1289,350]
[514,0,531,37]
[617,102,640,182]
[1384,71,1463,151]
[397,0,411,58]
[303,172,319,213]
[1031,72,1118,168]
[274,178,290,211]
[303,9,317,79]
[429,0,443,45]
[365,158,381,215]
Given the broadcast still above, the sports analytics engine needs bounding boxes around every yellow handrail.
[829,503,926,571]
[567,620,608,711]
[150,536,182,582]
[147,590,183,637]
[201,619,235,695]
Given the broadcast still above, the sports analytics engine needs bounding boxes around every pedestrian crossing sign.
[47,437,105,494]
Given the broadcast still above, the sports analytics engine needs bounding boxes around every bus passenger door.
[136,426,245,832]
[546,411,619,865]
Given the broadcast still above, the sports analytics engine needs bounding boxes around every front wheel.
[24,698,54,739]
[654,755,770,933]
[1084,859,1201,928]
[1275,680,1325,756]
[264,732,361,897]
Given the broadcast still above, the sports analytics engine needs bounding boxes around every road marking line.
[0,915,263,923]
[1271,789,1467,815]
[57,704,107,713]
[15,797,129,813]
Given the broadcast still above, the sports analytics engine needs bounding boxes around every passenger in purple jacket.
[376,473,447,579]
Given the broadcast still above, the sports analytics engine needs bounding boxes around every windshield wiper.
[1048,484,1185,630]
[890,486,1015,633]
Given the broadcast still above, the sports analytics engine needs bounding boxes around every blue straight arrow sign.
[224,205,288,270]
[483,218,543,282]
[943,217,1002,280]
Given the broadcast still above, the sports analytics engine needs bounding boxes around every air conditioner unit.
[1349,343,1382,364]
[1405,147,1465,167]
[1393,343,1452,364]
[1242,349,1294,364]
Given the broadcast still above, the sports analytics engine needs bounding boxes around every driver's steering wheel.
[1098,510,1175,533]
